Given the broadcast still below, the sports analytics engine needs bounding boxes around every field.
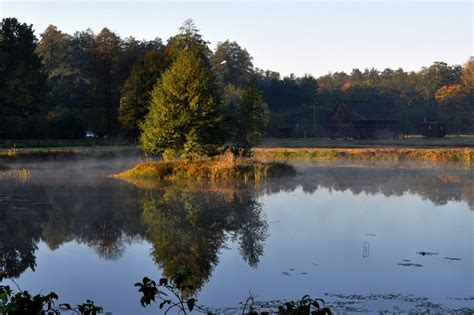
[0,144,139,159]
[259,136,474,148]
[1,136,473,163]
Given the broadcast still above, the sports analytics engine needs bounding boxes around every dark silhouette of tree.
[226,82,269,156]
[0,18,48,138]
[211,40,254,89]
[118,50,166,137]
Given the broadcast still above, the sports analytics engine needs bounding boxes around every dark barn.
[326,103,400,139]
[420,122,446,137]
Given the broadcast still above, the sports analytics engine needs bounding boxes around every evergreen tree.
[140,50,223,159]
[164,19,211,64]
[89,28,123,136]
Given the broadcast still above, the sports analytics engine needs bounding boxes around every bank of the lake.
[254,147,474,163]
[1,144,473,164]
[0,145,139,160]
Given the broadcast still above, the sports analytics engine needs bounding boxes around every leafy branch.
[0,285,103,315]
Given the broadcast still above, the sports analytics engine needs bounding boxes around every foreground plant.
[135,276,201,314]
[136,276,332,315]
[0,285,102,315]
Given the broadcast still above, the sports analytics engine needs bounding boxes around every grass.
[1,138,132,148]
[0,145,140,160]
[254,147,474,163]
[113,153,295,182]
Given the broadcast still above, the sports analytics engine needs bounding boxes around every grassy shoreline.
[0,145,140,160]
[254,147,473,163]
[1,144,473,164]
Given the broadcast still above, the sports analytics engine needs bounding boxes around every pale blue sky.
[1,1,472,77]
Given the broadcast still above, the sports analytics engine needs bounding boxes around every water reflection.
[263,164,474,209]
[0,158,472,312]
[141,184,267,295]
[0,159,144,280]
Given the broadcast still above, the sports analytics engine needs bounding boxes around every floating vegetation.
[254,147,474,163]
[324,292,473,314]
[444,257,461,261]
[282,272,290,276]
[417,251,439,256]
[114,154,295,182]
[398,263,423,267]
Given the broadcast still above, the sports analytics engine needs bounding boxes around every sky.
[1,0,472,77]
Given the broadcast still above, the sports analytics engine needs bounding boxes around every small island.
[114,153,295,182]
[114,45,295,182]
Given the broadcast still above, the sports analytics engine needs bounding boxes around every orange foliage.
[340,82,351,91]
[435,84,462,101]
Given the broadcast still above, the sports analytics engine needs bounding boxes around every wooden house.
[326,103,400,139]
[420,122,446,137]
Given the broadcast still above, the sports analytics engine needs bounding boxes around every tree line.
[1,17,472,141]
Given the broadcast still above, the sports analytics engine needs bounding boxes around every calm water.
[0,157,473,314]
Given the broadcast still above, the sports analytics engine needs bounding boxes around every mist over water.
[0,157,472,314]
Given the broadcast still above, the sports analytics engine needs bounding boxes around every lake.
[1,157,473,314]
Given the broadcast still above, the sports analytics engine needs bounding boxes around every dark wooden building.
[326,103,400,139]
[420,122,446,137]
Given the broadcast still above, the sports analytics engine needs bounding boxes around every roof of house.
[330,102,399,122]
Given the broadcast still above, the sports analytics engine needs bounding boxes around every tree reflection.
[0,195,47,280]
[261,165,474,210]
[0,176,144,280]
[140,183,267,295]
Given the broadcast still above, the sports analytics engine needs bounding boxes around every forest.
[1,17,473,140]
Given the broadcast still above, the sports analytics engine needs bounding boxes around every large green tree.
[140,50,223,159]
[118,50,166,137]
[0,18,48,138]
[224,82,269,156]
